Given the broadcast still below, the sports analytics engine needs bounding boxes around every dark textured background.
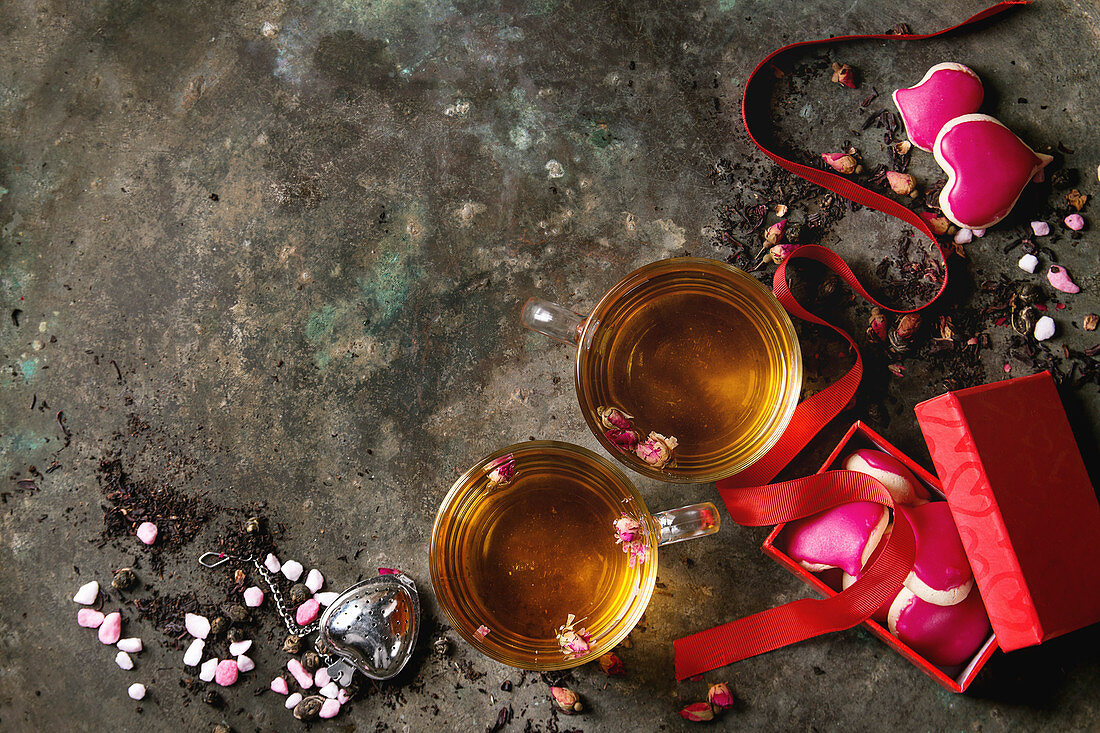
[1,0,1097,730]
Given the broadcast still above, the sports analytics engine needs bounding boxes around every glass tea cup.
[428,441,719,670]
[521,257,802,483]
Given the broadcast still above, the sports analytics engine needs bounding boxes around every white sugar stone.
[127,683,146,700]
[229,639,252,656]
[117,638,142,653]
[319,681,339,699]
[115,651,134,670]
[243,586,264,607]
[183,638,204,667]
[314,668,330,688]
[185,613,210,639]
[315,591,339,607]
[285,692,303,709]
[235,654,255,673]
[73,581,99,605]
[1018,253,1039,273]
[264,553,281,573]
[281,560,304,582]
[1034,316,1056,341]
[304,569,324,593]
[199,658,219,682]
[953,228,973,245]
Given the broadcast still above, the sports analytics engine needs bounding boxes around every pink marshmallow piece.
[78,608,105,628]
[99,612,122,645]
[243,586,264,608]
[270,676,289,695]
[287,658,313,689]
[1047,265,1081,294]
[185,612,210,639]
[304,568,324,593]
[296,599,320,625]
[893,63,984,152]
[135,521,158,545]
[319,698,341,719]
[1064,213,1085,231]
[214,659,239,687]
[1030,220,1050,237]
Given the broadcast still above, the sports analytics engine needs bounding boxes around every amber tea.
[575,258,801,481]
[430,442,718,670]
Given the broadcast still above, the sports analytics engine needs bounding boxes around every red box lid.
[914,371,1100,652]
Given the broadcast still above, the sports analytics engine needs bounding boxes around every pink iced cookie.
[897,502,973,605]
[934,114,1053,229]
[784,502,889,577]
[843,449,930,506]
[888,586,991,667]
[893,62,984,152]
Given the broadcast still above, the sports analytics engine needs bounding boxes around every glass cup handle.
[654,502,721,546]
[521,298,586,345]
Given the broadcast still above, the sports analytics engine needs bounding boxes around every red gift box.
[763,371,1099,693]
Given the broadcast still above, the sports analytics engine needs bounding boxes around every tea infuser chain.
[198,551,336,665]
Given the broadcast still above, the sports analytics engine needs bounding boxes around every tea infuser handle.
[654,502,721,546]
[520,298,586,345]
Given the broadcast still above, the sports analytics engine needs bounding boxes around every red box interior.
[762,421,999,693]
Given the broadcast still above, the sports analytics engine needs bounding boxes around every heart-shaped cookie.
[934,114,1053,230]
[893,62,984,152]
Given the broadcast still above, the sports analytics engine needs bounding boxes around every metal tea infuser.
[198,552,421,684]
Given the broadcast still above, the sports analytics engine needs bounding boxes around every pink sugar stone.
[295,599,320,625]
[287,658,313,689]
[98,612,122,645]
[1064,213,1085,231]
[319,698,341,719]
[243,586,264,607]
[1048,265,1081,294]
[214,659,239,687]
[270,676,289,695]
[336,688,351,705]
[77,608,105,628]
[1030,220,1051,237]
[135,521,158,545]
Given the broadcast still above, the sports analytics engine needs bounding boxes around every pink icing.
[893,63,983,152]
[843,449,930,505]
[891,588,991,667]
[784,502,887,577]
[934,114,1053,229]
[899,502,972,594]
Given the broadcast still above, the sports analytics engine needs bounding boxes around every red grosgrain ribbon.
[674,1,1028,680]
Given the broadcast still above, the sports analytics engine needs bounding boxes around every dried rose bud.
[937,315,955,340]
[919,211,951,236]
[605,428,640,452]
[596,406,634,431]
[821,152,862,175]
[888,363,906,378]
[893,140,912,155]
[1083,313,1099,331]
[635,431,678,469]
[707,682,735,710]
[766,242,800,265]
[1067,189,1088,211]
[866,307,887,342]
[614,514,642,544]
[774,203,788,216]
[830,62,857,89]
[623,538,651,568]
[965,336,980,348]
[487,454,515,487]
[557,614,592,658]
[885,171,918,198]
[475,625,491,638]
[764,218,787,246]
[599,652,625,675]
[550,686,583,714]
[679,702,716,722]
[895,313,922,341]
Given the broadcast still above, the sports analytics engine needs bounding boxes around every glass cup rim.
[573,256,803,484]
[427,440,658,670]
